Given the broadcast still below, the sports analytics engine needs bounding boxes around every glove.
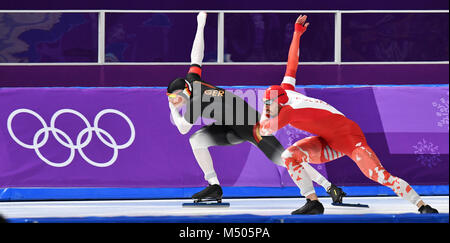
[295,15,309,35]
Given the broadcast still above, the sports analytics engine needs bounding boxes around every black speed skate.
[327,184,346,204]
[183,184,229,208]
[192,184,223,203]
[291,199,325,215]
[328,184,369,208]
[418,205,439,214]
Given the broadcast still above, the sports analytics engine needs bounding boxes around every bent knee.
[281,146,311,168]
[281,148,297,167]
[189,132,210,149]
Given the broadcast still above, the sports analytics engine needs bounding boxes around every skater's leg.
[189,125,244,185]
[281,144,325,214]
[292,136,344,189]
[349,142,434,211]
[281,144,317,199]
[191,148,219,185]
[257,136,316,199]
[285,137,346,202]
[189,125,245,202]
[257,135,338,196]
[253,135,284,167]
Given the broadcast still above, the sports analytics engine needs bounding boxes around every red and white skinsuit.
[259,21,422,206]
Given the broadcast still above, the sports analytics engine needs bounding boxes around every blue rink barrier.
[0,185,448,201]
[7,213,449,223]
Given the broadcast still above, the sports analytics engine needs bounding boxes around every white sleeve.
[190,12,206,66]
[169,103,193,135]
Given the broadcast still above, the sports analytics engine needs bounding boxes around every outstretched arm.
[187,11,207,79]
[168,12,207,135]
[169,102,194,135]
[281,15,309,91]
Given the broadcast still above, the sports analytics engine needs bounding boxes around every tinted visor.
[263,93,285,105]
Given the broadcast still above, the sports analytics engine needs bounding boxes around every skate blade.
[192,197,223,203]
[182,202,230,208]
[331,202,369,208]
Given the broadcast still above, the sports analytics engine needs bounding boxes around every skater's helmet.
[264,85,288,105]
[167,78,192,98]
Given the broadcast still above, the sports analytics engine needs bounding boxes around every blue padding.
[65,84,449,90]
[0,185,447,201]
[7,213,449,223]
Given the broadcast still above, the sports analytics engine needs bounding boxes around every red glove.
[294,15,309,35]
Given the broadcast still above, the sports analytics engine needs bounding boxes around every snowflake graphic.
[283,125,314,147]
[432,91,449,130]
[412,138,441,168]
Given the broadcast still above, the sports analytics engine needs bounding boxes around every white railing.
[0,10,448,66]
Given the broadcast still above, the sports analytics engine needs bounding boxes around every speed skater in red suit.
[257,15,439,215]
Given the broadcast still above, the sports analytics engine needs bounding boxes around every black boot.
[192,184,223,203]
[418,205,439,214]
[291,199,325,215]
[327,184,346,204]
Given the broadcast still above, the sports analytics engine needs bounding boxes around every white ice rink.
[0,196,448,223]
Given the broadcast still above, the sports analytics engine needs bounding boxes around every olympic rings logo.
[7,108,135,168]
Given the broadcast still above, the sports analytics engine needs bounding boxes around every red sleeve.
[259,106,292,136]
[284,31,302,78]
